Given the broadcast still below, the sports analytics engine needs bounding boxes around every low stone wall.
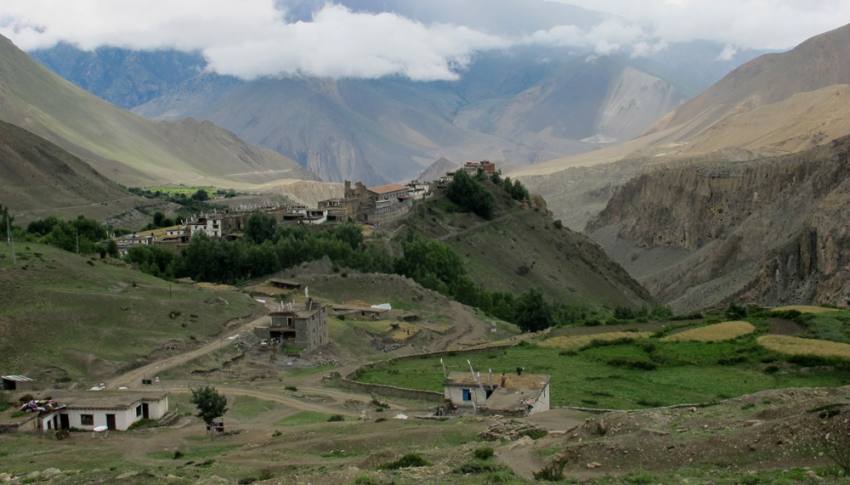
[336,344,517,403]
[335,378,443,403]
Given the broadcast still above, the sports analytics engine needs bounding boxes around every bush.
[533,460,566,481]
[454,461,500,474]
[446,170,494,219]
[606,358,657,371]
[726,302,748,319]
[284,385,298,392]
[520,428,548,440]
[473,447,495,460]
[327,414,345,422]
[380,453,430,470]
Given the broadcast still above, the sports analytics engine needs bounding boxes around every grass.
[758,335,850,361]
[0,244,258,381]
[356,339,850,409]
[147,444,239,461]
[662,321,755,342]
[275,411,334,426]
[539,331,652,350]
[228,396,278,420]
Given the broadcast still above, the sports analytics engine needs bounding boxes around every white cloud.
[1,0,848,81]
[554,0,850,51]
[0,1,508,81]
[717,44,738,61]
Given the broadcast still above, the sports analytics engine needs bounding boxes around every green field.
[355,334,850,409]
[0,243,258,381]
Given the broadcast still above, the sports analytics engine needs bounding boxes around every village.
[1,158,556,438]
[114,161,496,256]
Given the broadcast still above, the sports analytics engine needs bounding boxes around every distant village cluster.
[115,160,496,255]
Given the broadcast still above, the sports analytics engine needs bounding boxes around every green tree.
[447,170,494,219]
[394,236,466,291]
[191,189,210,202]
[245,212,278,244]
[513,289,554,332]
[191,386,228,427]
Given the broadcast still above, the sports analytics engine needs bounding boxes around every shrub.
[284,385,298,392]
[533,460,566,481]
[606,358,657,371]
[446,170,494,219]
[726,302,748,319]
[454,461,500,474]
[327,414,345,422]
[380,453,430,470]
[519,428,548,440]
[473,447,495,460]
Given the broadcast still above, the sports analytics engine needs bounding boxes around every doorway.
[60,414,70,430]
[142,403,149,419]
[106,414,116,430]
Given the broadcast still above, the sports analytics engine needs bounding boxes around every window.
[136,405,142,417]
[462,389,472,401]
[80,414,94,426]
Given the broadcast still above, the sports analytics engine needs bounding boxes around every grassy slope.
[0,35,313,187]
[0,243,258,381]
[0,120,159,225]
[394,179,652,308]
[357,311,850,409]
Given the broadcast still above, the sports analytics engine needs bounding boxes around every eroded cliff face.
[588,137,850,310]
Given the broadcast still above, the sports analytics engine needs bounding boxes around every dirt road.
[163,385,362,417]
[106,314,270,389]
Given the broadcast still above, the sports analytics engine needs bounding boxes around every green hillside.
[0,120,161,226]
[0,35,315,187]
[392,176,652,308]
[0,243,259,382]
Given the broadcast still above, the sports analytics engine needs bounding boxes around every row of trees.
[446,169,532,220]
[126,222,393,283]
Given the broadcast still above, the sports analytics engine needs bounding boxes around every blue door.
[462,389,472,401]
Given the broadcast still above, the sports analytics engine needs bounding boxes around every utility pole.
[75,226,80,255]
[6,211,15,266]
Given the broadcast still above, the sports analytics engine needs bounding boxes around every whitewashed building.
[444,370,550,416]
[35,392,169,432]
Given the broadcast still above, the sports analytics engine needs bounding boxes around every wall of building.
[444,384,488,408]
[63,407,134,431]
[529,384,550,415]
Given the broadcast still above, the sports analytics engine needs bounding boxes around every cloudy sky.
[1,0,848,80]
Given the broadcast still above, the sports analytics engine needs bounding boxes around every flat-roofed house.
[18,392,169,433]
[343,181,414,224]
[443,370,550,416]
[255,299,328,353]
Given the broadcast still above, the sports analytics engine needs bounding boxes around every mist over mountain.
[32,39,760,185]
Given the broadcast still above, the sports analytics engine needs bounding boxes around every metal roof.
[1,375,34,382]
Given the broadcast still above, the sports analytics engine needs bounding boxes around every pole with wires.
[5,208,15,266]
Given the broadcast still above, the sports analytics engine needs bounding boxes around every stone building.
[256,299,328,353]
[463,160,497,176]
[342,181,413,224]
[443,370,550,416]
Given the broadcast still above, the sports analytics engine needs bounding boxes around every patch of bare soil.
[520,386,850,479]
[769,318,806,336]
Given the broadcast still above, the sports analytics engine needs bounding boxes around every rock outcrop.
[587,136,850,311]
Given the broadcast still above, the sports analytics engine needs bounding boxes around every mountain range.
[29,0,761,185]
[0,35,314,189]
[513,22,850,311]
